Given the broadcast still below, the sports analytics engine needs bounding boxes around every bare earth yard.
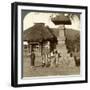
[23,56,80,77]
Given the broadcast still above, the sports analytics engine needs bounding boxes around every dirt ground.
[23,56,80,77]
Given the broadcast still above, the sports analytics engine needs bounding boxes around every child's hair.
[54,50,57,54]
[70,53,73,57]
[58,53,61,57]
[55,51,58,54]
[31,50,34,52]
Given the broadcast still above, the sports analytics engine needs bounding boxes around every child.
[50,51,55,67]
[54,50,59,67]
[30,50,35,67]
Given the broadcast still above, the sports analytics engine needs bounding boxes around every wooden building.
[23,23,57,57]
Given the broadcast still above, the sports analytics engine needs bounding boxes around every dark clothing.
[30,52,35,66]
[74,56,80,66]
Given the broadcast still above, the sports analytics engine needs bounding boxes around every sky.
[23,12,80,31]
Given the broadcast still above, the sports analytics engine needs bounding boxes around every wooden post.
[28,41,30,53]
[28,41,32,53]
[40,42,43,58]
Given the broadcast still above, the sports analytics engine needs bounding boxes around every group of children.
[30,49,61,68]
[29,49,80,68]
[42,50,60,67]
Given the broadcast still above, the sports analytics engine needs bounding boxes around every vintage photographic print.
[23,12,80,77]
[11,2,88,87]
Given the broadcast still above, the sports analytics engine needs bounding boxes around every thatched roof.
[23,23,57,43]
[51,14,71,25]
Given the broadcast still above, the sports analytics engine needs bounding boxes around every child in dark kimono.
[30,50,35,67]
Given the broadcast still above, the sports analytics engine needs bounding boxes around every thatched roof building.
[23,23,57,43]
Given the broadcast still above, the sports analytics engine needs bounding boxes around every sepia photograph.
[11,2,87,87]
[22,11,80,77]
